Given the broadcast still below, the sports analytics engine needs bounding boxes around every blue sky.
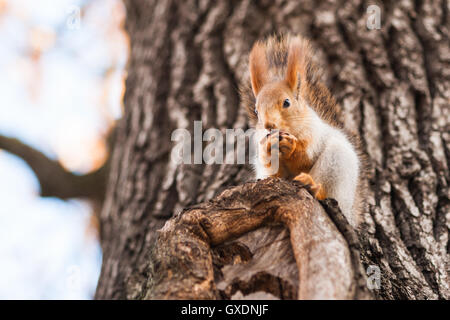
[0,0,127,299]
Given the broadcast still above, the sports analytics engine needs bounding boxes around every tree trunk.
[95,0,449,300]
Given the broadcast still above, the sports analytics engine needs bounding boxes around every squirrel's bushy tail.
[240,34,341,127]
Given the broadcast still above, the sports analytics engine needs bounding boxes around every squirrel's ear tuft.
[285,38,302,93]
[249,41,268,97]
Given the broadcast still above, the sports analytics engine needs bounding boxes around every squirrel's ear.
[285,38,301,93]
[249,41,268,97]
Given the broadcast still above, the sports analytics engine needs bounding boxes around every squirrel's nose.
[265,122,276,130]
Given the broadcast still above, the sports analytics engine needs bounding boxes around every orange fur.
[241,35,342,127]
[284,38,301,93]
[249,41,269,96]
[294,173,327,200]
[262,132,312,179]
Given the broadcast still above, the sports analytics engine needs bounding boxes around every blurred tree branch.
[0,134,108,203]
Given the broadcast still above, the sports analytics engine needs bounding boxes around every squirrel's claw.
[293,173,326,200]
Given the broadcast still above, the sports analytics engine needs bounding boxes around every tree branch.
[145,178,373,300]
[0,134,108,202]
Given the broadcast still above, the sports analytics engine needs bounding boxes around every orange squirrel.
[241,35,365,227]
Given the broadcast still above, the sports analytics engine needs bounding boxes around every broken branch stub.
[145,178,371,300]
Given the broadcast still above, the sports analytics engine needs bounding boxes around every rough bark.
[95,0,449,300]
[145,178,370,300]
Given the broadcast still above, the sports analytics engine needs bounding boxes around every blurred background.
[0,0,128,299]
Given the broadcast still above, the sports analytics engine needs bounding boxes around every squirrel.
[240,34,365,227]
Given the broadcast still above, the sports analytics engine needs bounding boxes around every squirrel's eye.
[254,107,258,115]
[283,99,291,108]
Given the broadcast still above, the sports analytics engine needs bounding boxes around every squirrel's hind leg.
[294,173,327,200]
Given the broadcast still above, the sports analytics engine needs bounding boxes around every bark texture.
[95,0,449,300]
[145,178,371,300]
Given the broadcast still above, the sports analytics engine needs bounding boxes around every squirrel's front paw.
[293,173,326,200]
[261,131,297,159]
[261,132,278,157]
[278,132,298,158]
